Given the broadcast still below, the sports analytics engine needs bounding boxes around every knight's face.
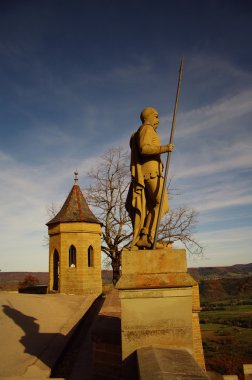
[146,112,159,129]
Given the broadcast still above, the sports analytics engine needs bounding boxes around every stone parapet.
[92,290,122,380]
[137,346,209,380]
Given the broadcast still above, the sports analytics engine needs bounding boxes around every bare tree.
[43,202,60,247]
[85,148,132,283]
[46,201,60,220]
[85,147,203,283]
[159,207,203,254]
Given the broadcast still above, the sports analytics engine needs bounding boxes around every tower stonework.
[47,175,102,295]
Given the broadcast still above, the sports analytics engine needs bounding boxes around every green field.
[200,303,252,379]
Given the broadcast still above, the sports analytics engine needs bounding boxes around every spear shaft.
[152,59,184,249]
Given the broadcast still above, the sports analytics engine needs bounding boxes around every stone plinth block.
[116,248,204,368]
[117,272,196,290]
[121,247,187,275]
[118,286,193,360]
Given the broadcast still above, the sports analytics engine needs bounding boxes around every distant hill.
[102,265,252,283]
[188,263,252,281]
[199,276,252,303]
[1,264,252,295]
[0,272,49,291]
[189,263,252,303]
[0,271,112,290]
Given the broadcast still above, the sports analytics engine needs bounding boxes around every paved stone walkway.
[0,292,99,379]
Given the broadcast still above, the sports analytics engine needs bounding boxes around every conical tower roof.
[47,172,101,226]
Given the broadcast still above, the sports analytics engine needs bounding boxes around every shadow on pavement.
[2,304,66,369]
[2,295,105,379]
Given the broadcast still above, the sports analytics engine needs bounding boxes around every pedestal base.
[116,248,205,370]
[119,286,193,360]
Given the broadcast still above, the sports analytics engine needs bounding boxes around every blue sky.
[0,0,252,271]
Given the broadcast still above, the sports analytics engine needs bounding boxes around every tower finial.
[74,170,78,184]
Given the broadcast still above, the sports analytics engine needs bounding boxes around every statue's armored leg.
[136,227,152,249]
[144,177,169,247]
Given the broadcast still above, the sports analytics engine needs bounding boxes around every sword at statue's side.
[152,59,184,250]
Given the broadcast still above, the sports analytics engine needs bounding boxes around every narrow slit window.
[69,245,76,267]
[53,249,59,291]
[88,246,94,267]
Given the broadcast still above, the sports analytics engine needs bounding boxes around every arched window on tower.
[53,249,59,291]
[88,245,94,267]
[69,245,76,267]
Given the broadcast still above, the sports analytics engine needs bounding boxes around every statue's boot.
[130,245,139,251]
[136,234,152,249]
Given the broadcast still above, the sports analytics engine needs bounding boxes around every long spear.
[152,59,184,249]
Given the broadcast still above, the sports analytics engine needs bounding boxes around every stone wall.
[92,290,122,380]
[192,284,206,369]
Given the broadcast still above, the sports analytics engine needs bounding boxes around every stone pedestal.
[116,248,205,370]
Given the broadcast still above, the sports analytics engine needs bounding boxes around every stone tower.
[47,172,102,295]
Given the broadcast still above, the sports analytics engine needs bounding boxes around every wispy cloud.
[197,225,252,243]
[176,141,252,180]
[187,225,252,267]
[161,87,252,140]
[109,58,152,82]
[180,90,252,137]
[172,166,252,214]
[196,194,252,213]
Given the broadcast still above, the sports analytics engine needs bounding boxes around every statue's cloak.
[125,131,152,246]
